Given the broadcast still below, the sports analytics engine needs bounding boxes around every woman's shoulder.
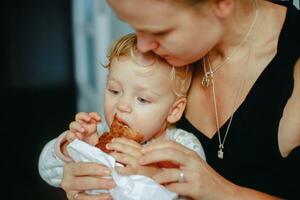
[274,1,300,59]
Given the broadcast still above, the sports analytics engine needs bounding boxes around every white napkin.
[67,139,178,200]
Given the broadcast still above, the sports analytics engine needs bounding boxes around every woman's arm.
[139,140,282,200]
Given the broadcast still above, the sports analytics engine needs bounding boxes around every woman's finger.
[72,176,115,191]
[151,168,184,184]
[65,162,111,177]
[115,166,136,176]
[66,191,113,200]
[152,169,198,199]
[152,168,194,184]
[62,163,116,197]
[139,147,191,167]
[142,139,192,155]
[78,192,113,200]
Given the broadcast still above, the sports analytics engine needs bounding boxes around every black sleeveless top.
[176,2,300,199]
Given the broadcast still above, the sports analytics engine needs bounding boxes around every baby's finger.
[107,141,142,159]
[80,123,97,136]
[111,137,141,149]
[65,131,79,143]
[69,121,85,133]
[84,133,99,146]
[88,112,101,122]
[110,151,138,167]
[75,112,92,122]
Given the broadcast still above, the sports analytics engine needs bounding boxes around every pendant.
[218,144,224,159]
[201,72,213,88]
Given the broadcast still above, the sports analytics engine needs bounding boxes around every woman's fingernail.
[106,144,111,150]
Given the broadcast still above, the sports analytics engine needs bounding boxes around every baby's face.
[104,56,176,142]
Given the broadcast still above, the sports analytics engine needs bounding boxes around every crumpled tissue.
[67,139,178,200]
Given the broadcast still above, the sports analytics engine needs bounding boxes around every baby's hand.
[67,112,101,144]
[107,138,161,177]
[62,112,101,156]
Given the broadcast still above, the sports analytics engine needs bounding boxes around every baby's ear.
[167,97,187,124]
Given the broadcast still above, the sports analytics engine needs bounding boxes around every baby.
[38,33,205,188]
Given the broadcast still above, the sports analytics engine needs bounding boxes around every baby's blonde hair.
[105,33,193,98]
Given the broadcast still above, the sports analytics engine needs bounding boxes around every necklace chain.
[204,0,259,159]
[206,56,246,159]
[202,0,258,88]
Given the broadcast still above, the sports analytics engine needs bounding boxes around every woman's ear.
[211,0,234,18]
[167,97,187,124]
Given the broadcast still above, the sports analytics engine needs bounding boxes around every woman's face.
[107,0,223,66]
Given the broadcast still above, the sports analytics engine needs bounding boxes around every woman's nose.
[136,32,159,53]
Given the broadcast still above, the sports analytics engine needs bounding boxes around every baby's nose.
[117,99,132,113]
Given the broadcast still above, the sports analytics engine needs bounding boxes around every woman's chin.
[163,56,190,67]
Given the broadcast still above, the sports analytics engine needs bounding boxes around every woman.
[61,0,299,199]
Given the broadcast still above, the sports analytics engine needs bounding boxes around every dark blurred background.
[2,0,74,199]
[1,0,132,198]
[1,0,298,200]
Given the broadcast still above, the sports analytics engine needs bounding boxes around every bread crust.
[96,115,143,153]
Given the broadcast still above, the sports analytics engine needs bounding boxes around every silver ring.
[73,193,79,200]
[178,170,186,183]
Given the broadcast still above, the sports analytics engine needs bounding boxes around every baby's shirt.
[38,127,205,187]
[165,127,206,161]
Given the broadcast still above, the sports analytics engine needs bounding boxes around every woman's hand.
[107,138,161,177]
[61,162,115,200]
[139,140,238,200]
